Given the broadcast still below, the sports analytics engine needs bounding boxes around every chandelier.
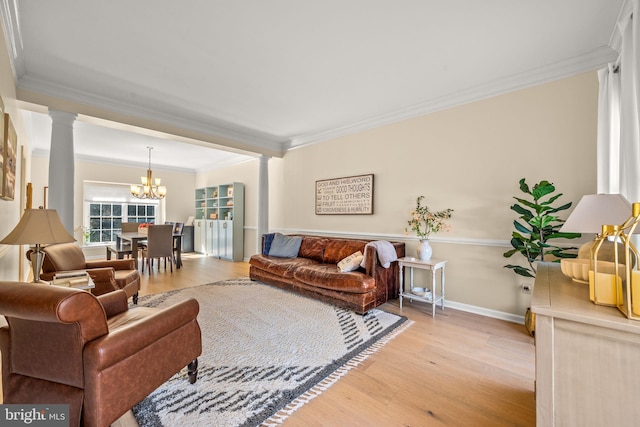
[130,146,167,199]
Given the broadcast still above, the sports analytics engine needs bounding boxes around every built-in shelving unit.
[194,183,244,261]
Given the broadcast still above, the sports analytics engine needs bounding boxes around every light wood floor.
[113,253,536,426]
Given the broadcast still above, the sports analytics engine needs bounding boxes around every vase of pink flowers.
[406,196,453,260]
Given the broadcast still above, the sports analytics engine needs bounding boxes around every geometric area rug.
[132,277,412,427]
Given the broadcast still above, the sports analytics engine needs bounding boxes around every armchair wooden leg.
[133,292,139,305]
[188,358,198,384]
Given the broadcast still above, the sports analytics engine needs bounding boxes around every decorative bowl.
[411,287,431,297]
[560,258,625,284]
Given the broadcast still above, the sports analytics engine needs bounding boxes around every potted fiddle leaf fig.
[503,178,581,278]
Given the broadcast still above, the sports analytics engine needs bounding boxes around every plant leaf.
[546,231,582,240]
[518,178,531,195]
[504,264,535,278]
[514,221,531,234]
[532,183,555,201]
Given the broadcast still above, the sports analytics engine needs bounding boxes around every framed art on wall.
[0,98,4,199]
[2,113,16,201]
[315,174,374,215]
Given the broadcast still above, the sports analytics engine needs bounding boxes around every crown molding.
[287,46,619,149]
[194,155,257,173]
[609,0,634,52]
[31,148,194,173]
[31,147,254,174]
[17,74,287,157]
[0,0,24,80]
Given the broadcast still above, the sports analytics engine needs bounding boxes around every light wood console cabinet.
[531,262,640,427]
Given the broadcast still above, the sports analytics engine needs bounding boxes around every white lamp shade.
[0,209,75,245]
[560,194,633,233]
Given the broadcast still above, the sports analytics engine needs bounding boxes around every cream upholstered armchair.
[0,282,201,427]
[37,242,140,304]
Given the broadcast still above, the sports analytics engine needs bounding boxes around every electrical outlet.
[521,284,532,294]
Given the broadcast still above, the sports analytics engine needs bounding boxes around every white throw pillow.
[337,251,364,272]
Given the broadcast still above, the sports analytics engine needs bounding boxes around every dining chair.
[173,222,184,265]
[174,222,184,235]
[141,224,175,273]
[108,222,143,259]
[121,222,141,232]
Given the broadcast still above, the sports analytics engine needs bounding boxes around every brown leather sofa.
[249,234,405,314]
[37,242,140,303]
[0,282,201,427]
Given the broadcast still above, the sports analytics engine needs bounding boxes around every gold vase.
[524,307,535,337]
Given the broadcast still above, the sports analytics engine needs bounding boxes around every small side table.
[398,257,447,317]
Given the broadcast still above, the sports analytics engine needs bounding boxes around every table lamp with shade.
[558,194,633,284]
[614,202,640,319]
[0,208,75,283]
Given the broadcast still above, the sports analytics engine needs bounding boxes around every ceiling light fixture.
[130,146,167,200]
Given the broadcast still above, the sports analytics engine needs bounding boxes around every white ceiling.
[2,0,626,171]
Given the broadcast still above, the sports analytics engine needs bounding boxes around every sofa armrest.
[0,281,108,341]
[84,267,119,296]
[97,290,129,318]
[86,259,136,271]
[84,298,200,370]
[364,245,377,277]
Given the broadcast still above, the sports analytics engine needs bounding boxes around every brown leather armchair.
[0,282,201,427]
[37,242,140,304]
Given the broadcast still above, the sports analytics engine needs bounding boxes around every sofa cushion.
[337,251,364,272]
[294,264,375,294]
[269,233,303,258]
[262,233,276,255]
[323,240,368,264]
[299,236,328,262]
[113,270,139,287]
[249,255,318,279]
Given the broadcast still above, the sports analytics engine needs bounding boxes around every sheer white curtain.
[598,0,640,203]
[597,64,620,193]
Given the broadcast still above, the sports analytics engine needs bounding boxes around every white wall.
[0,22,30,281]
[255,72,597,320]
[197,68,598,321]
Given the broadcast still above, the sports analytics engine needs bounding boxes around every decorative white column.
[48,109,77,233]
[257,155,270,253]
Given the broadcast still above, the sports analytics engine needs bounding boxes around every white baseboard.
[444,299,525,324]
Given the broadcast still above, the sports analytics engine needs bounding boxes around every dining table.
[116,231,183,270]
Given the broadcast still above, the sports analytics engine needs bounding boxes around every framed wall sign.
[315,174,374,215]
